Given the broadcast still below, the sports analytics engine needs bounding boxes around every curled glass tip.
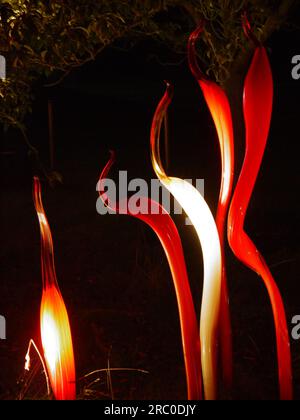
[188,24,210,82]
[242,12,261,47]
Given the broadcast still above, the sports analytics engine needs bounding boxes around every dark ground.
[0,29,300,400]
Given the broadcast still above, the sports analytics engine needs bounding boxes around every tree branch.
[260,0,297,43]
[226,0,296,87]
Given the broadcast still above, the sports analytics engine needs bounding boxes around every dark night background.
[0,17,300,400]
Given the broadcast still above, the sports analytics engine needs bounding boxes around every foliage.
[0,0,296,130]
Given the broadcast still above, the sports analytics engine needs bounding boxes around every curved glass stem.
[241,12,261,47]
[227,46,293,400]
[188,26,235,390]
[150,83,222,400]
[33,177,76,400]
[98,155,203,400]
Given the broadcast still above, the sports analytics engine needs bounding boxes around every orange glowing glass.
[188,25,234,389]
[98,154,202,400]
[227,18,293,400]
[33,177,76,400]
